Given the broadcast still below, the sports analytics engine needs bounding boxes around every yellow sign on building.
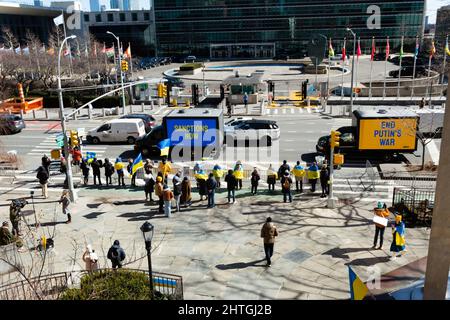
[358,118,417,150]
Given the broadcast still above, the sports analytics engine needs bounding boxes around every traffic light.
[121,60,128,72]
[157,83,167,98]
[70,130,79,147]
[330,130,341,148]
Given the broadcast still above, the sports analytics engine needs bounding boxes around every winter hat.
[113,240,120,246]
[157,176,162,182]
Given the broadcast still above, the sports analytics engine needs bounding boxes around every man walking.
[224,169,237,204]
[250,167,260,195]
[107,240,126,269]
[373,203,391,250]
[260,217,278,267]
[206,173,217,208]
[280,170,293,203]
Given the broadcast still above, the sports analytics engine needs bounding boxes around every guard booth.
[222,72,264,105]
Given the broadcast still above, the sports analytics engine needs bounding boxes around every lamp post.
[346,28,356,114]
[107,31,127,115]
[57,35,76,202]
[140,221,154,299]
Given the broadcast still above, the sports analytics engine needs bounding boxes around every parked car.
[184,55,197,63]
[331,86,356,97]
[86,119,146,144]
[120,113,157,133]
[0,114,25,134]
[224,119,280,146]
[224,117,253,128]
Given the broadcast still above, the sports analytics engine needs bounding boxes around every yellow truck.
[316,109,418,162]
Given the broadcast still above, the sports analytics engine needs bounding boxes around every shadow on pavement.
[322,247,372,259]
[83,211,106,219]
[216,258,266,270]
[345,256,391,266]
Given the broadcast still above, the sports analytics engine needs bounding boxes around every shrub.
[179,63,202,71]
[59,270,174,300]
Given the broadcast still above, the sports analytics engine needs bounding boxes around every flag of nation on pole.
[328,39,335,57]
[124,45,131,59]
[430,40,436,57]
[356,38,361,59]
[415,38,419,57]
[446,37,450,56]
[399,37,404,59]
[53,14,64,26]
[370,37,375,61]
[342,39,346,61]
[385,37,390,60]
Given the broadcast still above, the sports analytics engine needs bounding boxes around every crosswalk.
[26,134,108,159]
[265,107,322,116]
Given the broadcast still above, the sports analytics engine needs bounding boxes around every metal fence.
[0,268,183,300]
[392,187,435,227]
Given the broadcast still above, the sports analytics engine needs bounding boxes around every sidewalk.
[0,184,430,299]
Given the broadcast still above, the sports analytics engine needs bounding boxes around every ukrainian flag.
[348,266,368,300]
[131,153,144,175]
[157,138,170,157]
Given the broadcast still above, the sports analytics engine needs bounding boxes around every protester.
[197,175,208,201]
[419,97,425,109]
[158,157,172,184]
[0,221,13,246]
[107,240,126,269]
[91,157,103,186]
[71,147,82,166]
[155,176,164,214]
[267,164,277,191]
[180,176,192,207]
[250,167,260,195]
[59,190,71,223]
[225,169,237,204]
[172,172,182,212]
[144,170,156,202]
[103,158,115,186]
[260,217,279,267]
[82,245,99,272]
[233,161,244,190]
[280,170,293,203]
[278,160,290,181]
[390,214,406,259]
[144,159,154,173]
[307,162,320,192]
[127,158,137,187]
[320,165,330,198]
[206,173,217,208]
[80,158,90,186]
[163,185,174,217]
[42,154,51,174]
[9,200,22,236]
[114,158,125,186]
[243,92,248,108]
[36,165,49,199]
[292,161,305,193]
[373,203,391,250]
[212,164,223,189]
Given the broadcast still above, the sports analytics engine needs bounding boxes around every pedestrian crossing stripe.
[264,107,321,115]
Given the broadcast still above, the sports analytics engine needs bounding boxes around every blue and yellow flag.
[157,138,170,157]
[131,153,144,175]
[348,266,368,300]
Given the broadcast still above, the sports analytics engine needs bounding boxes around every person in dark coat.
[278,160,290,181]
[107,240,126,269]
[198,177,208,201]
[180,177,192,207]
[41,154,51,174]
[172,172,182,211]
[250,167,260,195]
[280,171,293,203]
[320,165,330,198]
[103,158,115,186]
[206,173,217,208]
[36,165,49,199]
[224,169,237,204]
[127,159,137,187]
[90,158,102,185]
[80,159,90,185]
[145,171,156,202]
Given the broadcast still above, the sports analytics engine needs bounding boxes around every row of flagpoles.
[327,35,450,99]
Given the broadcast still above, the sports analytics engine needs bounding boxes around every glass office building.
[154,0,425,59]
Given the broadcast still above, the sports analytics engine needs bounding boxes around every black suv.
[120,114,156,133]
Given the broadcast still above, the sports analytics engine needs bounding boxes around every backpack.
[282,178,290,189]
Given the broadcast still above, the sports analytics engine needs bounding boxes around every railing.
[0,268,183,300]
[392,187,435,227]
[380,170,437,189]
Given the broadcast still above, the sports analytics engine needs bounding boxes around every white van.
[86,119,146,144]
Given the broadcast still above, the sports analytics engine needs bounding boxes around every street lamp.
[106,31,127,115]
[57,34,76,202]
[140,221,154,299]
[346,28,356,114]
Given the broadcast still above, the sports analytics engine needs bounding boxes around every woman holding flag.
[390,214,406,259]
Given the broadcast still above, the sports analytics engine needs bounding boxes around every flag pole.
[441,35,448,100]
[128,42,133,77]
[369,37,374,99]
[341,37,346,98]
[85,41,92,80]
[327,38,331,100]
[426,39,434,105]
[411,36,418,99]
[61,10,73,77]
[355,37,360,95]
[397,35,404,99]
[383,36,389,99]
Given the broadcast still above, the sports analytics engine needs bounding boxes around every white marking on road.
[287,131,297,133]
[290,109,295,114]
[273,109,278,115]
[284,149,296,152]
[426,139,440,164]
